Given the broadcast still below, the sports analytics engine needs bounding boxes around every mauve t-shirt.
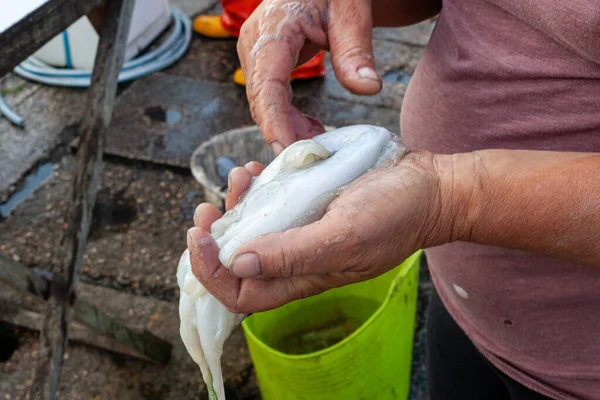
[400,1,600,399]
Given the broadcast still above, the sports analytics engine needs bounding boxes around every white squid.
[177,125,406,400]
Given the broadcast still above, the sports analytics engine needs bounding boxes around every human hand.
[187,151,458,314]
[237,0,382,154]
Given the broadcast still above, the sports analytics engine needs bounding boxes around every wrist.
[430,151,484,246]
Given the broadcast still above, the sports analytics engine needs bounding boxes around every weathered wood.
[0,0,106,77]
[72,301,171,364]
[88,2,108,33]
[0,254,49,300]
[0,254,172,364]
[0,300,160,363]
[30,1,135,398]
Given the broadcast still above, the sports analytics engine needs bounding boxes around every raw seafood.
[177,125,405,399]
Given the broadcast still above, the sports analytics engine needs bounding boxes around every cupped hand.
[237,0,382,154]
[187,151,453,314]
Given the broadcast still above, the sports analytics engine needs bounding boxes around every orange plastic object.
[220,0,263,37]
[291,51,327,80]
[194,0,327,83]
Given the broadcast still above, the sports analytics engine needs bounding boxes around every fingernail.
[227,171,233,192]
[357,66,379,81]
[193,205,201,226]
[187,227,220,270]
[230,253,261,278]
[187,227,211,247]
[271,141,284,155]
[228,167,241,192]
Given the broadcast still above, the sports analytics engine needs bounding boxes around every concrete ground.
[0,1,434,398]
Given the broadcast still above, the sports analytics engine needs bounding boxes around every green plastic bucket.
[242,250,422,400]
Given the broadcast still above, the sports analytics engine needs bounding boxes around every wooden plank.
[0,254,172,364]
[0,300,158,363]
[0,0,106,77]
[72,301,171,364]
[0,254,49,300]
[30,1,135,398]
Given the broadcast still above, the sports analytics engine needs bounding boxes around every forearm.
[435,149,600,267]
[372,0,441,28]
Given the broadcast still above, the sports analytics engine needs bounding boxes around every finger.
[244,161,265,177]
[246,45,299,151]
[228,209,363,279]
[233,274,329,313]
[236,10,260,73]
[226,167,253,211]
[240,2,328,151]
[188,227,242,308]
[327,0,381,95]
[237,12,298,150]
[193,203,222,229]
[224,163,263,213]
[188,226,326,315]
[289,109,326,141]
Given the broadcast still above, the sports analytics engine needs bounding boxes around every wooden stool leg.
[0,254,172,365]
[29,1,135,399]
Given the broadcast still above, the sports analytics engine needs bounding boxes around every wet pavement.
[101,74,254,167]
[0,74,86,203]
[0,155,202,298]
[0,4,434,399]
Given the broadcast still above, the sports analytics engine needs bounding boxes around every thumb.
[327,0,381,95]
[227,215,358,279]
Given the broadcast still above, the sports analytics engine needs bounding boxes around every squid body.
[177,125,405,400]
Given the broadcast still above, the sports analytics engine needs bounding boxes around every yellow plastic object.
[193,15,233,38]
[232,68,246,86]
[242,250,422,400]
[233,68,301,86]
